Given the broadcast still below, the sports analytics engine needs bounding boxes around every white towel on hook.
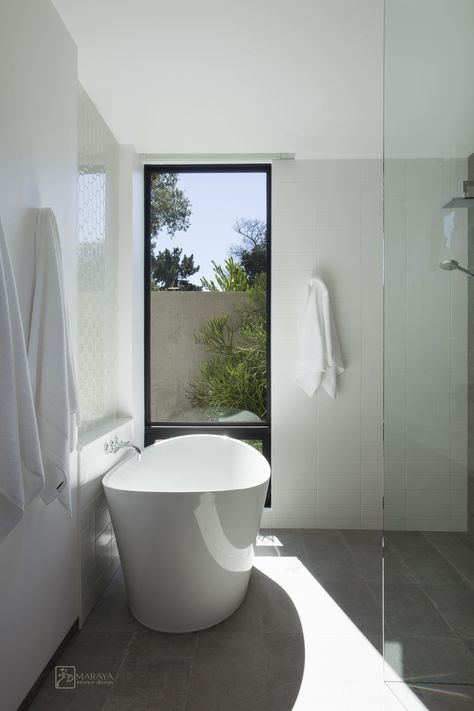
[0,219,44,541]
[28,208,79,515]
[296,277,344,398]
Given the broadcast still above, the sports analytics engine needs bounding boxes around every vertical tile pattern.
[78,84,120,433]
[271,160,383,529]
[79,420,133,621]
[384,158,468,531]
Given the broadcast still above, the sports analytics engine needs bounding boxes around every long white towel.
[28,208,79,515]
[0,219,44,541]
[296,277,344,398]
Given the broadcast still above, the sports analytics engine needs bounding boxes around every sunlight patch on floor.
[255,534,283,547]
[253,556,429,711]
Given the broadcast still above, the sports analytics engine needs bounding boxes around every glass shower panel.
[384,0,474,690]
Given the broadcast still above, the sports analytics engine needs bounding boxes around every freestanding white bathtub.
[103,435,270,633]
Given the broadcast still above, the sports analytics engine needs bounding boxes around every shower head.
[440,259,459,271]
[443,180,474,208]
[439,259,474,277]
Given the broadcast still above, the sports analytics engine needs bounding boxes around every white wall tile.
[362,491,382,507]
[317,505,361,527]
[361,505,383,525]
[271,489,317,508]
[318,475,362,493]
[318,490,362,507]
[362,445,384,461]
[384,158,468,531]
[271,159,383,530]
[362,474,383,495]
[79,419,133,622]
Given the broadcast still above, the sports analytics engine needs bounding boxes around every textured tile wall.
[263,159,383,529]
[384,158,468,531]
[79,419,133,621]
[78,84,120,433]
[77,86,128,620]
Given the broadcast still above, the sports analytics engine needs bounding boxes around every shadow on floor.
[27,528,474,710]
[29,561,304,711]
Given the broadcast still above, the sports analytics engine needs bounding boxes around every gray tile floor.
[27,529,474,711]
[384,531,474,690]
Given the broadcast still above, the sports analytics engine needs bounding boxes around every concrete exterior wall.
[150,291,247,421]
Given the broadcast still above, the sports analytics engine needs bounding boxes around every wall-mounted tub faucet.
[104,436,141,461]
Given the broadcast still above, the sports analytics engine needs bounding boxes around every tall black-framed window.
[144,164,271,501]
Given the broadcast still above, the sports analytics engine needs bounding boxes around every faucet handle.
[104,437,125,454]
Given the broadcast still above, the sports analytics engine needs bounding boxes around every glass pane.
[384,0,474,689]
[148,169,268,423]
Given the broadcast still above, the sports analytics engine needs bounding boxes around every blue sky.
[155,171,267,285]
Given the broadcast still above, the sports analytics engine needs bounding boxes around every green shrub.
[187,271,267,420]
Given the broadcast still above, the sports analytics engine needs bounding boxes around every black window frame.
[144,164,271,503]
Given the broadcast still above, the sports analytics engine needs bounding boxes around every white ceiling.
[384,0,474,159]
[51,0,384,158]
[51,0,474,159]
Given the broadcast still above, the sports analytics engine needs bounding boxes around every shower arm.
[455,263,474,278]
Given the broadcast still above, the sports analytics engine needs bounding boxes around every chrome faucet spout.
[104,437,142,461]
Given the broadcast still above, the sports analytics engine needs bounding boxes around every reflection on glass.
[384,0,474,686]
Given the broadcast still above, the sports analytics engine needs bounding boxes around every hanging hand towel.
[296,277,344,398]
[28,208,79,515]
[0,219,44,541]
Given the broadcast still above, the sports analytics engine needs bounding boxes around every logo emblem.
[55,666,76,689]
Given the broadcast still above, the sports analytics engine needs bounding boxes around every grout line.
[98,629,138,711]
[181,633,200,711]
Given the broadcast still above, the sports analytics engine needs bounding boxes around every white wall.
[0,1,78,709]
[264,159,384,529]
[385,0,474,159]
[384,159,468,531]
[117,145,145,448]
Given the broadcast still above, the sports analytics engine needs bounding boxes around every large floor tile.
[421,583,474,637]
[103,654,192,711]
[384,542,417,584]
[425,533,474,587]
[261,632,305,711]
[387,535,463,585]
[185,630,266,711]
[318,580,382,637]
[386,681,474,711]
[301,532,364,582]
[259,571,304,634]
[385,583,455,638]
[406,683,474,711]
[342,530,383,582]
[384,636,474,684]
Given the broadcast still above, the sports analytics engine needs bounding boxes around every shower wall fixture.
[443,180,474,208]
[439,259,474,277]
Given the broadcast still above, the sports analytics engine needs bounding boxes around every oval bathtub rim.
[102,434,271,495]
